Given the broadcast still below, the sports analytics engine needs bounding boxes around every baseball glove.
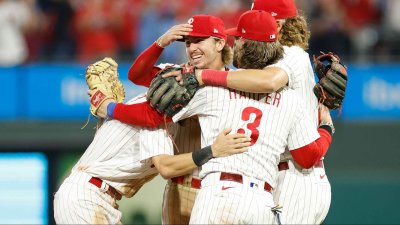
[313,52,348,110]
[147,66,200,117]
[85,57,125,116]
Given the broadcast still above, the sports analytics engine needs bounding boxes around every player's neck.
[208,60,225,71]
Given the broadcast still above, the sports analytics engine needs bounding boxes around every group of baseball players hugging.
[54,0,338,224]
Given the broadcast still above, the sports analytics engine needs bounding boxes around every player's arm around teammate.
[89,24,194,122]
[161,6,308,95]
[152,128,250,179]
[289,104,334,168]
[91,15,233,128]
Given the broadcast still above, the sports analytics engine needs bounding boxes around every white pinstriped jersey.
[274,46,319,125]
[172,86,320,187]
[72,93,177,198]
[156,63,202,178]
[272,46,319,161]
[172,118,201,177]
[270,46,331,224]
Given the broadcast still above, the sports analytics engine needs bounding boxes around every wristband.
[202,69,228,87]
[107,102,117,118]
[192,146,213,167]
[319,122,335,136]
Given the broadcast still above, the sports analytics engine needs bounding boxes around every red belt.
[220,172,272,193]
[171,176,201,189]
[89,177,122,200]
[278,160,324,171]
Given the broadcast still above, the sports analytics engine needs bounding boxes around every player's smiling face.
[185,36,223,69]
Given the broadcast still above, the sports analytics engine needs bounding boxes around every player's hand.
[161,64,204,86]
[156,24,193,48]
[161,69,184,85]
[88,89,114,118]
[211,128,251,157]
[319,104,333,125]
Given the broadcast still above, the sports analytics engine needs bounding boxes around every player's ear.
[215,38,225,52]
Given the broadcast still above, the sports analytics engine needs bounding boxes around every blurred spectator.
[377,0,400,58]
[136,0,188,63]
[39,0,75,61]
[339,0,381,62]
[72,0,123,63]
[308,0,351,60]
[2,0,398,64]
[114,0,146,59]
[204,0,248,29]
[0,0,43,66]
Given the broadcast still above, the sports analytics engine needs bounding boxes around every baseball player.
[187,0,332,223]
[174,11,334,224]
[91,10,335,224]
[54,93,250,224]
[86,15,234,224]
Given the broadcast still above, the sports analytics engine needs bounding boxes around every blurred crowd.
[0,0,399,67]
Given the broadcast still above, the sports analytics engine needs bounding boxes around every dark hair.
[233,39,284,69]
[279,12,310,50]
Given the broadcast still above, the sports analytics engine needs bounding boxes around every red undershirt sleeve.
[128,42,163,87]
[113,101,172,127]
[290,128,332,169]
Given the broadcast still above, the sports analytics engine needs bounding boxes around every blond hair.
[213,38,233,66]
[279,13,311,50]
[221,44,233,66]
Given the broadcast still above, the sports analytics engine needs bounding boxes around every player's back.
[73,120,145,177]
[173,86,318,187]
[275,46,319,126]
[71,94,159,197]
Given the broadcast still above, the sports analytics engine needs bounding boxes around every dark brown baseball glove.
[313,52,348,110]
[147,66,200,117]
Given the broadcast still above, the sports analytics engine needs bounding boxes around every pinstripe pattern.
[54,94,174,224]
[54,172,123,224]
[272,46,332,224]
[161,118,201,225]
[173,86,318,186]
[189,173,276,224]
[172,85,319,224]
[162,182,198,224]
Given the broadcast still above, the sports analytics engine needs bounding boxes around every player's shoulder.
[283,45,306,55]
[278,87,302,102]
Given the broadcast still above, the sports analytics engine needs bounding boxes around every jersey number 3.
[237,107,262,146]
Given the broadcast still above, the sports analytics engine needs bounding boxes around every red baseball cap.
[252,0,297,19]
[182,15,227,41]
[225,10,278,42]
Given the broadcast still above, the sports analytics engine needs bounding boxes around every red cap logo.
[185,15,227,40]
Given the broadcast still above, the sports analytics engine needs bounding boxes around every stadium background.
[1,0,399,224]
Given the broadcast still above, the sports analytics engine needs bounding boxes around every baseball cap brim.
[177,33,212,42]
[225,27,241,37]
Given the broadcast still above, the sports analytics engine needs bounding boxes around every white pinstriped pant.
[189,172,278,225]
[273,160,331,224]
[53,172,122,224]
[161,181,199,225]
